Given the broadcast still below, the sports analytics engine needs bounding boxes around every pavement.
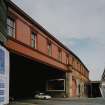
[9,98,105,105]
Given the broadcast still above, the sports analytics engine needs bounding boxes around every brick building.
[2,0,89,99]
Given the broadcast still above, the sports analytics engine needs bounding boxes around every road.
[10,98,105,105]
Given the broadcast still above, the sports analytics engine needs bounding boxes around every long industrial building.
[1,0,89,101]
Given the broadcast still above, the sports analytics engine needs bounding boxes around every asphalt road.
[10,98,105,105]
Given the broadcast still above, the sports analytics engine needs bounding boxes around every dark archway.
[9,52,66,100]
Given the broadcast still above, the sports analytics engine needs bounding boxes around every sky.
[12,0,105,81]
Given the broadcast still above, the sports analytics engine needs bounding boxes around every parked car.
[34,93,52,99]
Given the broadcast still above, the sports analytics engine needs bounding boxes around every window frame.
[46,79,66,92]
[7,16,15,38]
[58,48,62,62]
[31,32,37,48]
[47,40,52,56]
[66,54,69,65]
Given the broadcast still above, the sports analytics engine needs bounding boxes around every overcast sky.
[12,0,105,81]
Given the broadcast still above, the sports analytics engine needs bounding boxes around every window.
[81,67,83,74]
[72,57,74,65]
[66,54,69,65]
[46,79,65,91]
[78,63,80,71]
[47,42,52,56]
[58,48,62,61]
[83,67,85,75]
[7,17,15,37]
[31,32,37,48]
[80,65,82,73]
[76,61,78,70]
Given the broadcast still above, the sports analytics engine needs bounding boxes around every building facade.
[1,0,89,100]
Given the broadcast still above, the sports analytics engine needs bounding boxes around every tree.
[0,0,7,44]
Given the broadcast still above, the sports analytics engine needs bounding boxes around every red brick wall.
[52,44,59,59]
[72,78,77,97]
[62,51,67,64]
[37,33,47,54]
[16,19,31,46]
